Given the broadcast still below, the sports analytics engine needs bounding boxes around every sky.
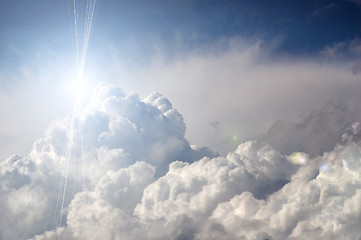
[1,0,361,239]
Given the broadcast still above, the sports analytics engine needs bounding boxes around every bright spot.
[233,135,238,141]
[320,163,330,172]
[288,152,308,165]
[68,76,90,100]
[73,79,87,97]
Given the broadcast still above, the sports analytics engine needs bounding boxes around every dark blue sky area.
[0,0,360,69]
[96,0,361,53]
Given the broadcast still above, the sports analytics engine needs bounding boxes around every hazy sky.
[1,1,361,239]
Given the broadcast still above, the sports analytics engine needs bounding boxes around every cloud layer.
[2,37,360,161]
[1,85,361,240]
[106,38,361,156]
[262,101,353,157]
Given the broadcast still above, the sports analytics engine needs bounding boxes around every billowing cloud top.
[1,85,361,240]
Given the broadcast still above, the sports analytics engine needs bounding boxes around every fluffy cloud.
[2,85,361,240]
[198,123,361,240]
[66,162,153,240]
[32,141,296,240]
[0,85,216,240]
[132,141,296,239]
[81,85,217,176]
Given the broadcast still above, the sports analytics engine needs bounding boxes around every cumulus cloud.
[0,85,216,240]
[198,123,361,240]
[2,85,361,240]
[132,141,296,239]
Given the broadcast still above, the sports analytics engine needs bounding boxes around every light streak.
[53,0,97,228]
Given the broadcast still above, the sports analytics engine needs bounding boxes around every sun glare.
[67,76,90,100]
[73,79,86,97]
[288,152,308,165]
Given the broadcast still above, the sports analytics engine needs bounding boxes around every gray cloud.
[262,101,353,157]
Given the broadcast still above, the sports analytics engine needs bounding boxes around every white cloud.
[320,38,361,74]
[197,123,361,240]
[132,141,296,239]
[66,162,153,240]
[0,155,55,240]
[2,37,361,160]
[2,85,361,240]
[320,38,361,59]
[106,38,361,156]
[0,85,216,240]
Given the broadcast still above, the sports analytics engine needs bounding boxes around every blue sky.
[98,0,360,53]
[1,0,360,75]
[1,0,360,65]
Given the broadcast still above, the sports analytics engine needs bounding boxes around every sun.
[67,73,92,100]
[72,78,87,97]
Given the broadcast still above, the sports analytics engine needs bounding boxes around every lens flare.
[320,163,330,172]
[288,152,308,165]
[66,76,89,100]
[73,78,87,98]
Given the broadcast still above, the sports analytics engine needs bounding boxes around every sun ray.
[53,0,97,228]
